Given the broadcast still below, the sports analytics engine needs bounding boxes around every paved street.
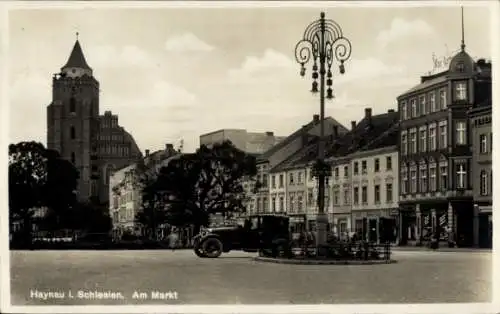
[10,249,491,305]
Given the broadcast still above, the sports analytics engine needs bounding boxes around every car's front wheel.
[201,237,223,258]
[193,244,207,258]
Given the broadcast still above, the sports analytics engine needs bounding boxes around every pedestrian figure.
[168,228,178,251]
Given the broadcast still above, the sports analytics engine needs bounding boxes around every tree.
[134,166,169,240]
[40,149,79,231]
[9,142,47,242]
[72,201,112,234]
[9,141,80,242]
[152,141,259,235]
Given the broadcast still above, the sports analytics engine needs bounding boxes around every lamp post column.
[316,14,328,249]
[294,11,352,252]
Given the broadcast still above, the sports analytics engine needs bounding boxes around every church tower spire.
[61,33,93,77]
[460,6,466,52]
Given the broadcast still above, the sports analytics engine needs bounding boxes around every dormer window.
[455,62,465,72]
[455,81,468,101]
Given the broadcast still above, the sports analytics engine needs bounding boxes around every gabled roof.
[61,40,92,70]
[257,116,346,163]
[326,110,399,158]
[358,121,399,151]
[269,137,319,173]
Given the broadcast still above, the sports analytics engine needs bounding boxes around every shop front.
[289,214,308,233]
[352,209,398,244]
[474,204,492,248]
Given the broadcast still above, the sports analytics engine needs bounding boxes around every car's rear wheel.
[202,238,223,258]
[272,239,291,258]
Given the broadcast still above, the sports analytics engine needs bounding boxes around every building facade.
[248,115,347,217]
[397,44,492,246]
[264,108,399,237]
[199,129,285,154]
[350,146,399,243]
[469,99,493,248]
[109,145,179,238]
[47,38,141,205]
[330,157,352,235]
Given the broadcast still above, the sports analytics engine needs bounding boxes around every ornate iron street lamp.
[294,12,352,250]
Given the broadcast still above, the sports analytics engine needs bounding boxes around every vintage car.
[193,214,291,258]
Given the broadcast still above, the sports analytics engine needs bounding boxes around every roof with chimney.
[61,39,92,70]
[269,109,399,173]
[330,110,399,156]
[257,116,347,163]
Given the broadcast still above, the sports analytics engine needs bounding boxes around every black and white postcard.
[1,1,498,313]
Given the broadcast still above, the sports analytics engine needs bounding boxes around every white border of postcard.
[1,1,499,313]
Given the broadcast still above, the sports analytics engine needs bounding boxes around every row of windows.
[400,161,468,194]
[99,134,124,142]
[353,156,392,176]
[270,172,310,189]
[101,118,118,129]
[113,207,135,223]
[352,183,394,205]
[268,157,393,188]
[400,81,468,121]
[112,193,135,209]
[401,88,447,120]
[99,145,130,156]
[255,182,394,213]
[401,120,467,155]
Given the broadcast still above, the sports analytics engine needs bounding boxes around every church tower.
[47,34,100,202]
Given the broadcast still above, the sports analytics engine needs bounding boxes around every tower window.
[71,152,76,164]
[70,126,76,139]
[70,97,76,113]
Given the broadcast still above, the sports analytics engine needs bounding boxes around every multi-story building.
[109,144,179,238]
[329,156,352,235]
[199,129,285,154]
[268,108,399,238]
[470,97,493,248]
[46,38,141,204]
[252,115,347,217]
[264,116,348,227]
[269,169,287,214]
[327,108,399,241]
[397,41,492,246]
[349,145,399,243]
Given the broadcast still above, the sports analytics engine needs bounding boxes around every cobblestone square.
[10,250,491,305]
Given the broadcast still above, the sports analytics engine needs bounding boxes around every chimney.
[365,108,372,126]
[365,108,372,119]
[313,114,320,123]
[165,143,175,155]
[351,121,356,130]
[265,131,274,137]
[145,149,150,157]
[388,109,395,113]
[301,125,308,146]
[333,125,339,138]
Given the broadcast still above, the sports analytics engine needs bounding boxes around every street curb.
[391,247,492,253]
[253,257,397,265]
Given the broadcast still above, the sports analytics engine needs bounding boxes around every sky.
[6,3,493,153]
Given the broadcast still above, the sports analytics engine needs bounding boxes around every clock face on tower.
[63,67,91,78]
